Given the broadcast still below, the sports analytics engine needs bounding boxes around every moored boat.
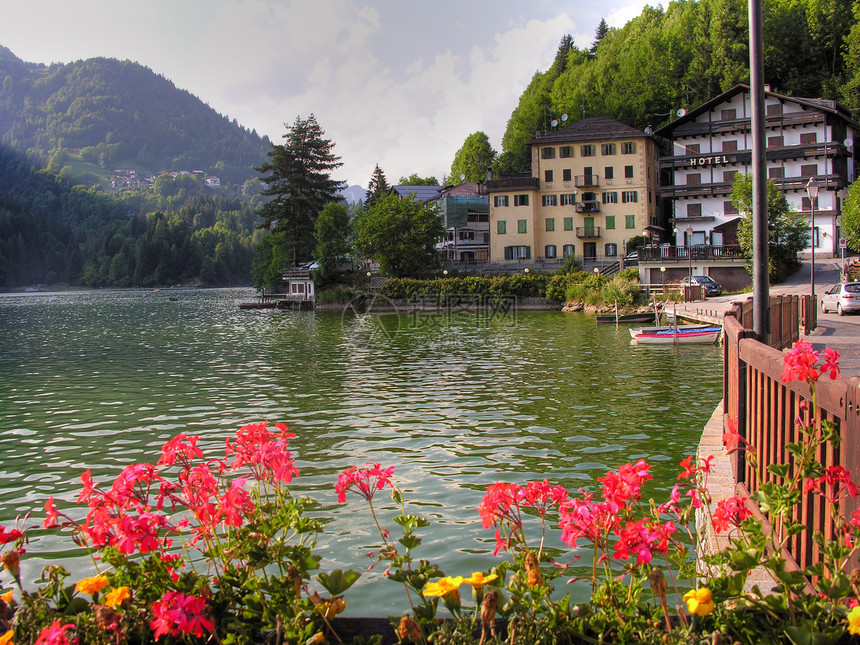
[596,312,658,324]
[630,325,722,345]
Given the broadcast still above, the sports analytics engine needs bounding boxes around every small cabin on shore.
[282,267,315,309]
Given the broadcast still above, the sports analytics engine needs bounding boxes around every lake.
[0,288,723,615]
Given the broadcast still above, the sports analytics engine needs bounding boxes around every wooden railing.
[722,304,860,574]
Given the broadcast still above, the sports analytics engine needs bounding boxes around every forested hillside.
[0,45,269,185]
[498,0,859,172]
[0,143,263,288]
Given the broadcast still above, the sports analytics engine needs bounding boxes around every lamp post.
[686,225,694,284]
[806,177,819,301]
[660,266,666,293]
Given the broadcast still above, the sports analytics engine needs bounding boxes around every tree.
[449,132,497,184]
[365,164,390,207]
[840,179,860,253]
[398,174,439,186]
[352,193,444,277]
[731,174,809,282]
[255,114,344,280]
[312,201,351,289]
[590,20,609,56]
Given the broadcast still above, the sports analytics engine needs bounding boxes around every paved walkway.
[673,257,860,378]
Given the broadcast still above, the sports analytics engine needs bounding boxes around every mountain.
[0,45,269,185]
[340,184,365,205]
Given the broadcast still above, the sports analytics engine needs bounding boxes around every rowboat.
[630,325,722,345]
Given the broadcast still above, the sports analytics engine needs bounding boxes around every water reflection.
[0,288,722,615]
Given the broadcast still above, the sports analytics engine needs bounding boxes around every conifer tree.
[255,114,344,282]
[365,164,390,207]
[590,19,609,56]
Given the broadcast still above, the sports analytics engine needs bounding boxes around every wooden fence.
[722,305,860,574]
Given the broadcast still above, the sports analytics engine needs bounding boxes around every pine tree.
[255,114,344,281]
[590,19,609,56]
[365,164,390,207]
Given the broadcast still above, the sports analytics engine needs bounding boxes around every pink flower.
[821,348,841,380]
[150,591,214,640]
[712,496,751,533]
[44,496,59,529]
[0,526,22,545]
[335,463,395,503]
[34,620,75,645]
[477,482,520,530]
[158,433,204,468]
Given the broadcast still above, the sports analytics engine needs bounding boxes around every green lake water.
[0,288,723,615]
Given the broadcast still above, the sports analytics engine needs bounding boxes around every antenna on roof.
[561,114,568,122]
[551,119,558,128]
[459,174,466,181]
[676,108,687,117]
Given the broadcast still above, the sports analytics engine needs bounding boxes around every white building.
[656,84,858,258]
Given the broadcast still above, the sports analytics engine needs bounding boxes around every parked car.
[821,282,860,316]
[681,275,722,297]
[623,251,639,265]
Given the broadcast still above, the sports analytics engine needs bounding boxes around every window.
[721,109,737,121]
[497,220,507,234]
[622,191,638,203]
[562,168,572,182]
[604,166,614,180]
[541,147,556,159]
[514,194,529,206]
[562,244,575,257]
[687,203,702,218]
[801,196,818,211]
[722,170,737,183]
[601,143,616,155]
[767,135,784,148]
[563,217,574,231]
[625,165,634,179]
[560,193,576,206]
[724,201,738,215]
[545,217,555,231]
[605,215,616,230]
[686,144,700,154]
[602,191,618,204]
[504,245,531,260]
[493,195,509,207]
[686,173,701,185]
[542,195,558,207]
[605,243,618,257]
[625,215,636,229]
[769,167,784,179]
[801,164,818,177]
[559,146,573,158]
[517,219,527,233]
[545,245,557,259]
[621,141,637,154]
[458,231,475,241]
[581,144,596,157]
[544,170,554,183]
[723,140,738,152]
[766,102,783,116]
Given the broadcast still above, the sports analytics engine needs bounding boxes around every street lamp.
[686,225,694,284]
[806,177,819,300]
[660,266,666,293]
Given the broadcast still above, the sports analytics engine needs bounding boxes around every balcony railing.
[635,244,744,262]
[575,201,601,213]
[576,227,601,238]
[487,175,539,192]
[575,175,599,188]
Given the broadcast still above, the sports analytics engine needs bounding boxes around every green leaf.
[317,569,361,596]
[399,535,422,549]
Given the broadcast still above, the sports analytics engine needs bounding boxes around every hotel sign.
[687,154,735,167]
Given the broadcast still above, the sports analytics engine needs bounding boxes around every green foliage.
[732,173,809,282]
[352,193,445,278]
[365,164,390,207]
[398,174,439,186]
[449,131,497,183]
[379,273,552,300]
[312,202,351,289]
[554,255,582,275]
[841,178,860,253]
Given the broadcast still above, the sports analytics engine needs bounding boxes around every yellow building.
[488,117,661,266]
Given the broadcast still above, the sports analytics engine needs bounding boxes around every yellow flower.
[103,586,130,608]
[0,629,13,645]
[422,576,464,598]
[0,589,13,604]
[75,575,110,596]
[683,588,715,617]
[463,572,498,587]
[848,606,860,635]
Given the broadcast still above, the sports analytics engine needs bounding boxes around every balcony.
[575,201,601,214]
[576,227,601,239]
[635,244,744,262]
[575,175,599,188]
[487,175,539,192]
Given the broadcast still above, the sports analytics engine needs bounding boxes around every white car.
[821,282,860,316]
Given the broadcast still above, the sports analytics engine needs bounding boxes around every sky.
[0,0,653,188]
